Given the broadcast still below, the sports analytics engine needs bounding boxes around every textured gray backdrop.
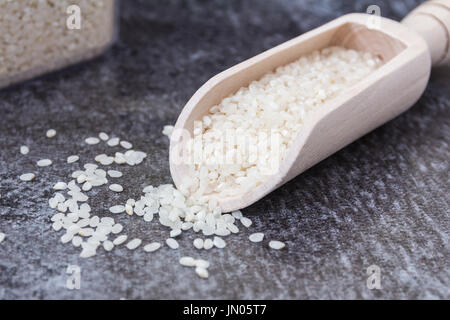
[0,0,448,299]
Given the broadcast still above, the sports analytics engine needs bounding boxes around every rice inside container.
[0,0,118,89]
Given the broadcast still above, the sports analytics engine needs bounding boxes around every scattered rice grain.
[249,232,264,243]
[193,238,204,249]
[103,240,114,251]
[120,141,132,149]
[143,242,161,252]
[195,267,209,279]
[107,137,120,147]
[162,125,174,138]
[46,129,56,138]
[203,238,213,250]
[166,238,179,249]
[113,235,128,245]
[170,229,182,237]
[53,182,67,190]
[82,182,92,192]
[107,170,122,178]
[126,238,142,250]
[213,236,226,248]
[20,146,29,155]
[109,205,125,214]
[240,217,252,228]
[179,256,196,267]
[99,132,109,141]
[111,223,123,234]
[67,155,79,163]
[19,173,35,181]
[195,259,210,269]
[37,159,52,167]
[109,184,123,192]
[269,240,285,250]
[85,137,100,145]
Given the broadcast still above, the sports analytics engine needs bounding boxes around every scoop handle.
[402,0,450,66]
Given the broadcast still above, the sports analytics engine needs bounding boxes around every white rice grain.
[100,156,115,166]
[126,238,142,250]
[100,217,114,226]
[195,259,210,269]
[143,212,153,222]
[72,236,82,247]
[61,232,73,244]
[37,159,52,167]
[46,129,56,138]
[213,236,226,249]
[77,218,90,228]
[49,198,59,209]
[82,182,92,192]
[79,228,94,237]
[249,232,264,243]
[20,145,29,155]
[85,137,100,145]
[193,238,204,249]
[170,229,182,238]
[240,217,252,228]
[111,223,123,234]
[107,170,122,178]
[84,163,98,171]
[94,154,108,162]
[103,240,114,251]
[125,204,134,216]
[114,152,127,164]
[19,173,35,181]
[162,125,174,138]
[54,193,65,203]
[120,141,132,149]
[89,216,100,228]
[203,238,213,250]
[179,256,196,267]
[166,238,179,249]
[195,267,209,279]
[53,182,67,190]
[52,221,63,231]
[109,205,125,214]
[109,184,123,192]
[76,174,87,184]
[79,243,97,258]
[181,222,193,231]
[231,210,243,220]
[94,169,107,177]
[67,155,79,163]
[269,240,285,250]
[227,223,239,234]
[107,137,120,147]
[99,132,109,141]
[71,170,84,178]
[143,242,161,252]
[113,234,128,245]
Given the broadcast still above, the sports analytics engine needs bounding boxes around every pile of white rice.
[181,46,381,200]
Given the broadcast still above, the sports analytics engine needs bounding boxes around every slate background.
[0,0,448,299]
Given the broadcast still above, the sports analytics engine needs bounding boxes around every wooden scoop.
[170,0,450,212]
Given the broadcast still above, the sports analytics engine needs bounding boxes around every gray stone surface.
[0,0,448,299]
